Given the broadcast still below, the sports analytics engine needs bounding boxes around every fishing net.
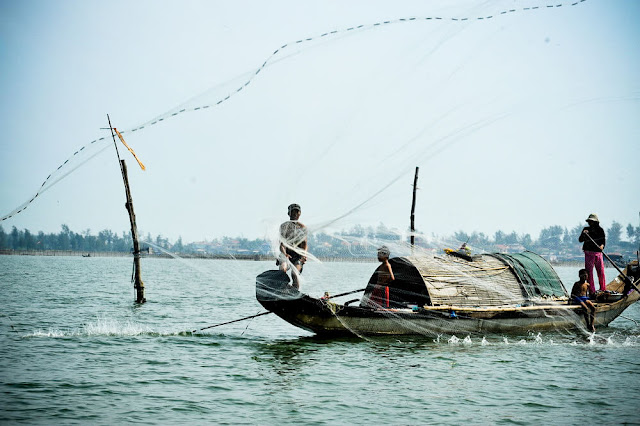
[2,1,638,339]
[6,0,630,236]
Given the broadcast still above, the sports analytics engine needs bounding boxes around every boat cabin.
[360,251,568,309]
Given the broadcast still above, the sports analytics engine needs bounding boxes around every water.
[1,255,639,424]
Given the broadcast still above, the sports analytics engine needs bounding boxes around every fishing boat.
[256,251,640,336]
[607,253,627,269]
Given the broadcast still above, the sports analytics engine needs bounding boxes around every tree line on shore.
[1,221,638,258]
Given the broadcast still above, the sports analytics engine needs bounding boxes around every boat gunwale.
[256,259,640,335]
[273,290,636,316]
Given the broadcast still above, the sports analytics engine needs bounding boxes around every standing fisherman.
[279,203,308,290]
[578,213,606,294]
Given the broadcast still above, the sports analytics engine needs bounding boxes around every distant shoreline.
[0,249,377,263]
[0,249,595,266]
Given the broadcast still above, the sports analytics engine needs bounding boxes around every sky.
[1,0,639,246]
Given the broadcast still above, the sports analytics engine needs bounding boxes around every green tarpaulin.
[490,251,567,298]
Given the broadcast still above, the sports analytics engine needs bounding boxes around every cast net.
[3,0,638,339]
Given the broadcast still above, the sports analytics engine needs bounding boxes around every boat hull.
[257,269,639,336]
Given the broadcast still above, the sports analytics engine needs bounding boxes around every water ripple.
[1,257,639,425]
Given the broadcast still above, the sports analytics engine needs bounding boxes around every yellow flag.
[114,128,146,171]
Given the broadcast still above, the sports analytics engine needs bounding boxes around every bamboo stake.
[107,115,145,303]
[410,166,419,253]
[120,159,145,303]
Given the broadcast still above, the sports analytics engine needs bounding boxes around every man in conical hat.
[578,213,607,294]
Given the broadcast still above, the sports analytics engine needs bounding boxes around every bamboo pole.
[107,115,145,304]
[121,159,145,303]
[410,167,419,253]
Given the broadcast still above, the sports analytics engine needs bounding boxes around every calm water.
[1,255,638,424]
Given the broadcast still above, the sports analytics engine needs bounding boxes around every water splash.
[25,317,156,338]
[532,332,543,344]
[27,329,68,338]
[82,317,154,336]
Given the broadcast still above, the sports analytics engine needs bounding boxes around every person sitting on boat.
[279,203,308,290]
[570,269,596,332]
[443,241,473,261]
[363,246,395,308]
[578,213,606,294]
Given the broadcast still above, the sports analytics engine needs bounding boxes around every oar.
[321,287,366,300]
[583,232,640,294]
[193,312,271,332]
[192,287,366,333]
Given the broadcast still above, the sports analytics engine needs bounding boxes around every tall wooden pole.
[107,115,145,304]
[410,166,419,253]
[121,159,145,303]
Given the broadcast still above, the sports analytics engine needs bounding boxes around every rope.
[1,0,588,223]
[618,315,639,327]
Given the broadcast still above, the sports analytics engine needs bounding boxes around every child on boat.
[571,269,596,332]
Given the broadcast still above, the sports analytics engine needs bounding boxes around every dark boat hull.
[256,270,639,336]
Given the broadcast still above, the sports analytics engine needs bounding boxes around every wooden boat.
[607,253,627,269]
[256,251,640,336]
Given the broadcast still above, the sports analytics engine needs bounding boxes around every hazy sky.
[1,0,638,245]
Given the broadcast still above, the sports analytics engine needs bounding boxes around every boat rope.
[240,310,263,336]
[618,315,639,327]
[1,0,589,223]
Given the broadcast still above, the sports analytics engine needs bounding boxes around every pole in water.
[410,166,419,253]
[107,114,146,304]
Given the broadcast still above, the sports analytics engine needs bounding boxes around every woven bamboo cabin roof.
[362,251,567,308]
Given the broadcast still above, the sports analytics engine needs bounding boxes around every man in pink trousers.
[578,213,607,294]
